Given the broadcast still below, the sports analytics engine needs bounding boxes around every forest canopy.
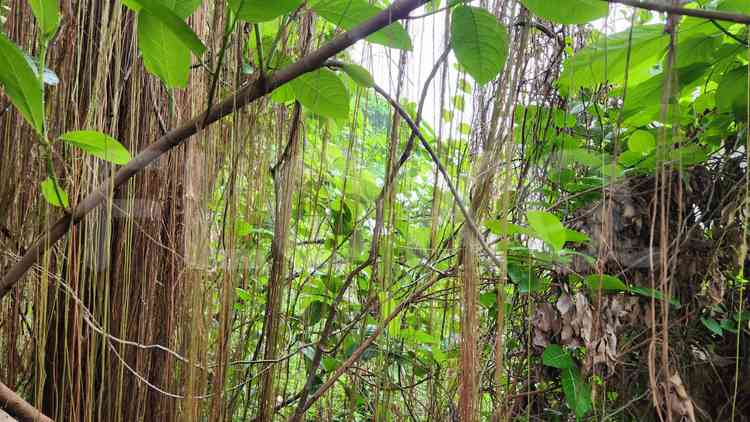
[2,0,750,421]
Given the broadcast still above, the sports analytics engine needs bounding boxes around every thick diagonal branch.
[0,381,54,422]
[0,0,430,300]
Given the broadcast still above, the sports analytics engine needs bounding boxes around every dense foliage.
[2,0,750,421]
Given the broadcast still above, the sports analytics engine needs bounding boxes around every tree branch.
[0,0,431,300]
[604,0,750,25]
[0,381,54,422]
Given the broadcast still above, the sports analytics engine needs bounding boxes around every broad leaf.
[559,25,669,93]
[340,63,375,88]
[137,1,205,55]
[59,130,131,164]
[542,344,575,369]
[561,367,592,418]
[451,5,508,85]
[27,0,60,39]
[40,177,69,207]
[229,0,303,22]
[138,11,192,88]
[527,210,566,251]
[584,274,628,292]
[628,130,656,154]
[717,66,748,121]
[311,0,412,50]
[0,33,44,132]
[289,68,350,119]
[520,0,608,24]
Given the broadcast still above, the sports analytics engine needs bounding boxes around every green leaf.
[311,0,412,50]
[561,366,592,418]
[527,210,566,251]
[542,344,575,369]
[122,0,203,19]
[340,63,375,88]
[584,274,628,292]
[718,0,750,14]
[629,286,682,308]
[40,177,69,208]
[27,0,60,38]
[507,263,546,293]
[717,66,748,121]
[520,0,608,24]
[701,317,723,336]
[559,25,669,93]
[59,130,132,164]
[450,5,508,85]
[229,0,303,22]
[138,11,192,88]
[628,130,656,154]
[134,0,205,54]
[289,68,350,119]
[0,33,44,132]
[565,228,589,243]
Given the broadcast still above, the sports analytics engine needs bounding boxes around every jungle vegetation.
[1,0,750,421]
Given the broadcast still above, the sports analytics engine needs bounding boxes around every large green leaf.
[59,130,131,164]
[527,210,566,251]
[289,68,350,119]
[340,62,375,88]
[520,0,608,24]
[559,25,669,93]
[0,33,44,132]
[311,0,413,50]
[561,367,592,418]
[122,0,202,19]
[27,0,60,38]
[450,5,508,85]
[542,344,575,369]
[137,1,205,55]
[717,66,748,121]
[229,0,303,22]
[138,10,192,88]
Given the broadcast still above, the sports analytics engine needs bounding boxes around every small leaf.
[229,0,303,22]
[584,274,628,292]
[565,228,589,243]
[451,5,509,85]
[27,0,60,38]
[520,0,609,24]
[629,286,682,308]
[542,344,575,369]
[289,68,350,119]
[527,210,566,251]
[701,317,723,336]
[0,33,44,132]
[40,177,69,207]
[340,63,375,88]
[311,0,412,50]
[507,263,545,293]
[59,130,131,164]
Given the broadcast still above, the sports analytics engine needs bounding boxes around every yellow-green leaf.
[59,130,131,164]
